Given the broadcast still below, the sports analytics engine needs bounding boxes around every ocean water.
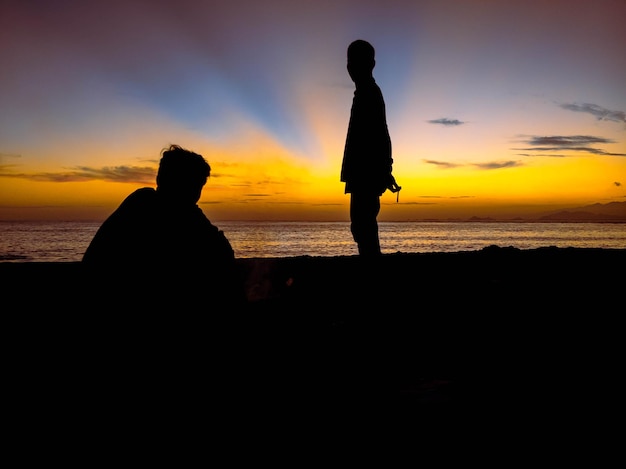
[0,220,625,262]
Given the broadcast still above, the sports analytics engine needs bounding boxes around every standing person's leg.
[350,191,381,256]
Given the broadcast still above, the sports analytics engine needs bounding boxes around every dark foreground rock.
[2,246,625,430]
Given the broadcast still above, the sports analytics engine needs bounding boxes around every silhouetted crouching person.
[80,144,246,420]
[341,39,400,257]
[82,144,245,308]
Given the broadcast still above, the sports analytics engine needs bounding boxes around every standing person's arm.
[372,83,398,195]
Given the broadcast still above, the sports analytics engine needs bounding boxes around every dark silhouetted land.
[3,246,624,428]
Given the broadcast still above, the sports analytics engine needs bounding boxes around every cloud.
[473,161,522,170]
[423,159,460,168]
[515,153,566,158]
[0,153,22,173]
[423,159,521,170]
[519,147,625,156]
[559,102,626,124]
[528,136,613,146]
[70,166,156,183]
[393,201,439,206]
[0,165,156,183]
[0,164,21,173]
[427,118,466,126]
[515,135,626,157]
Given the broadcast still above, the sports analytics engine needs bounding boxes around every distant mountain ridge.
[539,201,626,222]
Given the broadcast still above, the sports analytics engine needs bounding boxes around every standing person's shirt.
[341,77,393,195]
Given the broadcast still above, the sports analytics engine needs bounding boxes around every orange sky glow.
[1,0,625,222]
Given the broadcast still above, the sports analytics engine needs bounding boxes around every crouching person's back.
[81,144,246,310]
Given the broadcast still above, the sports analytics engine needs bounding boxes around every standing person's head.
[156,144,211,205]
[347,39,376,83]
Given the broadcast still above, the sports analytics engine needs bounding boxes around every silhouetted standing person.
[341,39,400,257]
[82,144,245,307]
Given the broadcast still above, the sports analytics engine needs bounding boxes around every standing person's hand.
[388,175,401,193]
[387,175,401,202]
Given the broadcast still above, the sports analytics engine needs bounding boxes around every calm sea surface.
[0,220,625,262]
[0,221,626,262]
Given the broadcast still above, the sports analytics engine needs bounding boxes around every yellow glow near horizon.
[1,95,624,222]
[1,143,623,222]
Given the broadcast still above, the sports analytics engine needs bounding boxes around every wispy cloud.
[70,166,156,183]
[514,135,626,157]
[473,161,522,169]
[423,159,461,168]
[515,153,566,158]
[423,159,522,170]
[528,136,613,146]
[559,102,626,124]
[0,164,21,173]
[0,152,22,173]
[427,118,466,126]
[0,165,156,183]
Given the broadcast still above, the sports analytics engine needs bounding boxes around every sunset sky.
[1,0,625,222]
